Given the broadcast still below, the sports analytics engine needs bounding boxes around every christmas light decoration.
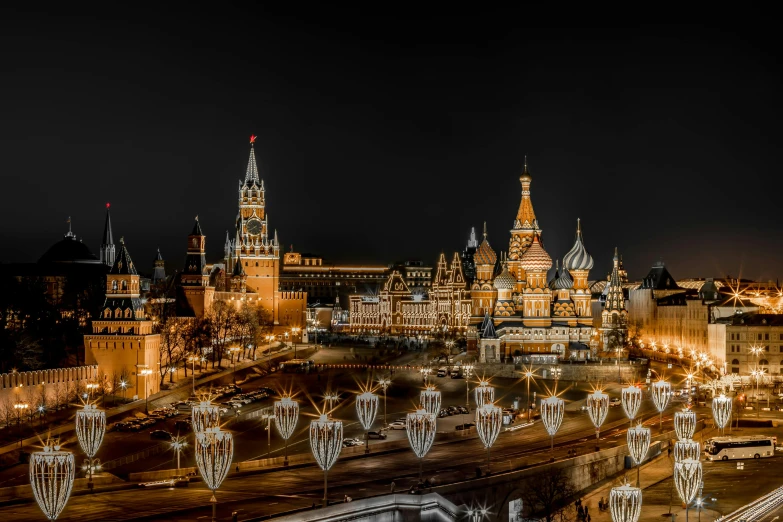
[674,459,702,521]
[712,394,732,434]
[195,427,234,522]
[621,386,642,423]
[30,444,75,521]
[609,484,643,522]
[674,410,697,441]
[355,392,379,454]
[627,424,651,486]
[475,404,502,472]
[192,401,221,434]
[310,414,343,506]
[540,396,564,452]
[474,381,494,409]
[407,409,437,481]
[651,380,672,430]
[75,403,105,488]
[674,440,700,462]
[586,390,609,439]
[274,397,299,465]
[420,386,442,417]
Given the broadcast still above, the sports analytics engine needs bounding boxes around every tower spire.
[483,221,488,239]
[244,135,260,185]
[100,204,116,267]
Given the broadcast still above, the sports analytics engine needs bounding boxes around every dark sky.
[1,10,781,283]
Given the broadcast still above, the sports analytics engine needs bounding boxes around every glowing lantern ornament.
[651,380,672,431]
[30,443,75,521]
[274,397,299,465]
[540,396,565,452]
[586,390,609,439]
[674,440,700,462]
[407,409,437,481]
[712,394,732,435]
[474,381,494,409]
[75,403,105,488]
[310,414,343,506]
[192,401,221,434]
[420,386,442,417]
[609,484,643,522]
[674,459,703,522]
[355,392,379,454]
[194,427,234,522]
[621,386,642,425]
[674,410,697,441]
[626,424,651,486]
[475,404,503,472]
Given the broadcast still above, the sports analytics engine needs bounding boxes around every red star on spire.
[106,202,110,209]
[250,134,257,144]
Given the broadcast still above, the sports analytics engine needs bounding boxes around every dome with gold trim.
[563,219,594,271]
[493,262,515,290]
[520,235,552,272]
[474,235,497,267]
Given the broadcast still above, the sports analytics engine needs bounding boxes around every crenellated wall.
[0,365,98,408]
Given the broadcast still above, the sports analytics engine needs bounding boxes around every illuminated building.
[469,162,596,363]
[709,313,783,377]
[460,226,479,284]
[348,253,471,335]
[600,248,628,348]
[177,138,307,328]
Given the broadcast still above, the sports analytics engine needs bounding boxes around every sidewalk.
[578,452,719,522]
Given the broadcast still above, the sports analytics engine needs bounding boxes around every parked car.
[450,372,463,379]
[455,423,476,431]
[456,405,469,414]
[387,421,406,430]
[438,409,450,418]
[342,437,362,447]
[609,397,621,407]
[150,430,173,441]
[367,430,387,440]
[437,368,447,377]
[447,405,459,414]
[174,419,192,433]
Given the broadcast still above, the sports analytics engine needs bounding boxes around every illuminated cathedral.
[469,162,596,363]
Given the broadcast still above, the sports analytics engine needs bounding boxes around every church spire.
[514,158,537,231]
[244,135,260,185]
[605,247,625,313]
[100,203,116,267]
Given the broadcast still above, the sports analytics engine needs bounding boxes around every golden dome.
[520,235,552,272]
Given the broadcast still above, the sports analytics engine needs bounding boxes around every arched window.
[115,309,121,318]
[125,308,132,318]
[104,308,111,318]
[759,359,769,366]
[112,280,118,291]
[732,359,740,365]
[121,280,127,290]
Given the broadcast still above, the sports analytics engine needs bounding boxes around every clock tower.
[227,136,281,322]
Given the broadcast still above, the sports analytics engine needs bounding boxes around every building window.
[732,359,740,365]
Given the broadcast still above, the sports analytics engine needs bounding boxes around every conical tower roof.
[474,222,497,266]
[102,204,114,245]
[111,238,138,275]
[245,136,261,185]
[191,216,204,236]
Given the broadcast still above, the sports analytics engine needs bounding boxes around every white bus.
[704,435,777,461]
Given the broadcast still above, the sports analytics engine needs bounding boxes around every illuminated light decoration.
[249,134,257,144]
[609,484,643,522]
[674,440,700,462]
[712,394,732,433]
[310,414,343,506]
[30,444,75,521]
[586,390,609,439]
[621,386,642,423]
[674,459,702,518]
[540,396,564,451]
[75,403,105,487]
[192,401,221,434]
[627,424,651,486]
[195,426,234,522]
[475,404,502,472]
[406,409,437,481]
[474,382,494,409]
[651,380,672,430]
[420,386,442,417]
[674,410,697,441]
[274,398,299,465]
[355,392,379,454]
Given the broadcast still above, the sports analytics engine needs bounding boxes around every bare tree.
[207,300,238,369]
[159,316,186,385]
[521,466,576,522]
[1,398,14,428]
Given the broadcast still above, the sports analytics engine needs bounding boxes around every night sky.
[1,11,781,283]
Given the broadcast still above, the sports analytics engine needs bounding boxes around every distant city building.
[709,313,783,378]
[460,226,479,284]
[600,248,628,349]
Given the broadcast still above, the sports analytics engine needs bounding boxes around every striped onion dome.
[563,219,594,271]
[493,263,515,290]
[474,237,497,266]
[554,266,573,289]
[548,260,561,290]
[520,235,552,272]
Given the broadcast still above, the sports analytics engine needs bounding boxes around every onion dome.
[474,222,497,266]
[548,260,561,289]
[493,262,515,290]
[519,156,532,183]
[520,234,552,272]
[563,218,594,271]
[554,266,573,289]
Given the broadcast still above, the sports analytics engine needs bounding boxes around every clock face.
[246,218,262,236]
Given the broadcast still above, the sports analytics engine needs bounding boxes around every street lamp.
[275,397,299,466]
[119,380,127,403]
[674,409,697,441]
[419,367,432,385]
[356,392,379,454]
[324,391,340,418]
[406,409,437,482]
[228,346,240,383]
[540,395,564,453]
[651,380,672,432]
[85,383,98,400]
[192,401,221,434]
[712,394,732,435]
[30,443,75,521]
[75,403,105,490]
[474,381,494,409]
[139,368,153,414]
[627,424,650,487]
[14,400,29,447]
[195,427,234,522]
[609,484,643,522]
[475,404,502,473]
[674,459,702,522]
[621,386,642,429]
[377,377,391,427]
[521,367,536,421]
[310,414,343,507]
[751,367,765,418]
[188,355,200,393]
[291,327,300,358]
[420,386,441,417]
[171,436,187,472]
[586,390,609,439]
[463,365,474,425]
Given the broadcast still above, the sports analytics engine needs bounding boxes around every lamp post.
[139,368,153,414]
[274,398,299,466]
[310,414,343,507]
[171,436,187,472]
[195,427,234,522]
[30,443,75,522]
[522,367,535,421]
[586,390,609,439]
[712,394,732,435]
[291,327,300,358]
[474,381,494,409]
[406,409,437,482]
[324,392,340,418]
[475,404,502,473]
[356,392,379,454]
[119,380,127,403]
[377,378,391,427]
[751,368,765,418]
[75,403,105,490]
[621,386,642,429]
[192,401,221,434]
[627,424,650,487]
[420,367,432,385]
[463,364,474,426]
[420,386,441,417]
[651,380,672,432]
[674,409,697,441]
[609,484,643,522]
[674,459,702,522]
[188,355,200,394]
[14,400,29,447]
[85,383,98,401]
[540,395,564,453]
[228,347,240,383]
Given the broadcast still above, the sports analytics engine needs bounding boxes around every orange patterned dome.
[520,235,552,272]
[474,237,497,266]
